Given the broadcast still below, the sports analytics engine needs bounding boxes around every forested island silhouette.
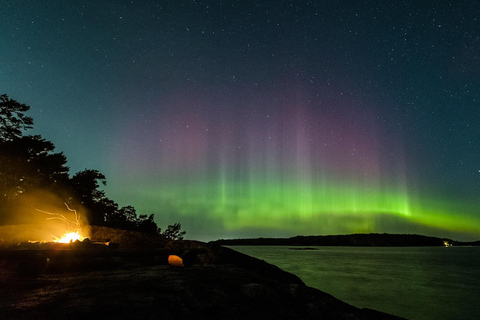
[212,233,480,247]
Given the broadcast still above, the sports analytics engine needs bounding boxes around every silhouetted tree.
[0,94,36,222]
[0,94,163,234]
[104,205,136,230]
[162,223,186,240]
[137,214,161,235]
[0,135,69,199]
[68,172,162,234]
[104,206,160,235]
[0,94,33,142]
[1,96,79,222]
[68,169,109,225]
[119,205,138,223]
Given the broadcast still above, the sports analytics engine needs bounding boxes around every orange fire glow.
[36,203,86,243]
[54,231,84,243]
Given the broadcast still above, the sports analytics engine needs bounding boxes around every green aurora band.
[131,174,480,239]
[112,92,480,240]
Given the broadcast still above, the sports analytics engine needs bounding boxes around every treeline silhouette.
[212,233,480,246]
[0,94,184,239]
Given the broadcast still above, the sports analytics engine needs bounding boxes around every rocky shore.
[0,226,404,319]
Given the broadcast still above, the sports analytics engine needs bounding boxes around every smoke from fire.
[0,189,90,246]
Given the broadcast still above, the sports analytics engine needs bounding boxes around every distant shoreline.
[210,233,480,247]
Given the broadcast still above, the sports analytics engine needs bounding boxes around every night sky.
[2,1,479,241]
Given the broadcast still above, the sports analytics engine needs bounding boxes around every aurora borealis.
[2,1,479,240]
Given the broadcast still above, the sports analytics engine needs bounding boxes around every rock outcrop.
[0,227,404,319]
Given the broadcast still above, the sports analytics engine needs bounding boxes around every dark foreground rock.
[0,227,404,319]
[0,263,396,320]
[0,245,403,320]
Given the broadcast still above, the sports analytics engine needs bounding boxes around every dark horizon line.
[210,232,480,246]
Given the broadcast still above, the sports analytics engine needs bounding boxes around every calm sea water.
[228,246,480,320]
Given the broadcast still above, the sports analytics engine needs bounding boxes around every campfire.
[36,203,87,244]
[0,203,204,275]
[53,231,84,243]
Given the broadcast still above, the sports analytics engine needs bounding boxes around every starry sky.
[2,1,479,241]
